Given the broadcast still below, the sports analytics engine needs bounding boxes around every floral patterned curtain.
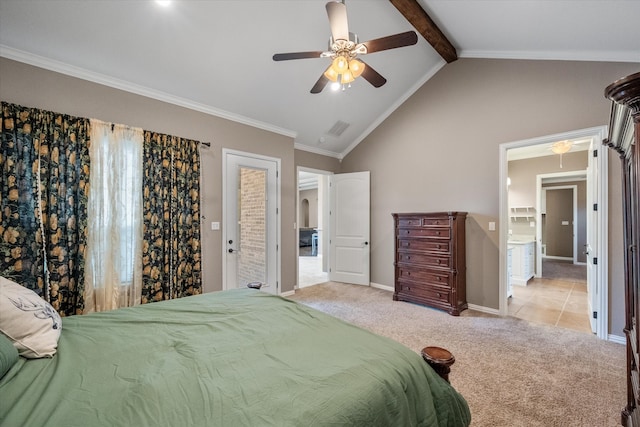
[141,131,202,302]
[0,102,90,316]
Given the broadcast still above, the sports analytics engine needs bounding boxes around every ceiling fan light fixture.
[341,69,355,84]
[331,55,349,74]
[551,140,572,154]
[349,59,365,78]
[324,66,339,82]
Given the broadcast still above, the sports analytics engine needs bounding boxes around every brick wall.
[238,167,267,285]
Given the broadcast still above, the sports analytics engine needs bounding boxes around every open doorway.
[499,126,608,339]
[297,168,330,288]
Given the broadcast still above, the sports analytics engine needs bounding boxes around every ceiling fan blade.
[359,61,387,88]
[310,72,330,94]
[359,31,418,54]
[273,51,325,61]
[326,1,349,41]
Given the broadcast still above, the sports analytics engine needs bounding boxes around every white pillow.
[0,276,62,358]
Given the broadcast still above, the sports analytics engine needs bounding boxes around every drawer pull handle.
[437,260,441,264]
[407,272,411,275]
[407,256,411,260]
[437,293,442,297]
[437,277,441,281]
[436,231,440,235]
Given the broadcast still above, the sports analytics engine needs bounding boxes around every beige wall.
[340,58,638,335]
[0,58,303,294]
[608,156,625,335]
[299,189,319,228]
[294,149,341,173]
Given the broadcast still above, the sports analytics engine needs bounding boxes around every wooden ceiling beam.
[389,0,458,63]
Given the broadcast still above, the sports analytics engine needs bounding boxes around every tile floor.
[298,254,328,288]
[508,277,593,334]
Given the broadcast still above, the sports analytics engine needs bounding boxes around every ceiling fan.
[272,1,418,94]
[549,139,591,168]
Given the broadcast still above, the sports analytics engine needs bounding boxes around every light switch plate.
[211,221,220,230]
[488,221,495,231]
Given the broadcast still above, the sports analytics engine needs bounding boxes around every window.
[84,120,143,312]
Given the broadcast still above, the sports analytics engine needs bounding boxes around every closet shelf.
[509,206,536,221]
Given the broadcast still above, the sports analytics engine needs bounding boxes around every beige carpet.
[542,259,588,282]
[288,282,625,427]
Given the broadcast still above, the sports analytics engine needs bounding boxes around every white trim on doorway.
[499,126,609,340]
[537,181,580,270]
[296,166,333,290]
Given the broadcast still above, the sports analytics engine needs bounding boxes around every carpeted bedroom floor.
[288,282,624,427]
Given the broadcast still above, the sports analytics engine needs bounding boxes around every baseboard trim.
[280,290,295,297]
[370,282,394,292]
[608,334,625,345]
[467,303,500,315]
[543,255,573,261]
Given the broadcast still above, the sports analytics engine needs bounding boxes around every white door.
[586,141,598,333]
[329,171,370,285]
[223,151,279,294]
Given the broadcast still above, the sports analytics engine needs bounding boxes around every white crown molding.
[294,142,342,159]
[341,59,447,159]
[459,49,640,63]
[0,45,298,139]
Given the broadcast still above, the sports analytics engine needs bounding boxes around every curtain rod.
[200,142,211,148]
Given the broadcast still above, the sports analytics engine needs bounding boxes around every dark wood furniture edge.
[392,212,468,316]
[605,71,640,114]
[421,346,455,383]
[605,71,640,427]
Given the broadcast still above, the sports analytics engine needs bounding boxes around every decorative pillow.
[0,332,19,378]
[0,276,62,358]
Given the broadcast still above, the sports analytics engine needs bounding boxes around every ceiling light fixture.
[551,140,572,168]
[322,33,366,92]
[155,0,171,7]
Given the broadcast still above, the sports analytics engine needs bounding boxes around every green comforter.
[0,289,470,426]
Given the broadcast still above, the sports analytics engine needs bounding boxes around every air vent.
[326,120,350,137]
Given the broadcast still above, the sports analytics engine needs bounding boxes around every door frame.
[537,181,580,267]
[296,166,333,289]
[222,149,281,293]
[498,126,608,339]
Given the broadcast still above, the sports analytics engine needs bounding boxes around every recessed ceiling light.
[156,0,171,7]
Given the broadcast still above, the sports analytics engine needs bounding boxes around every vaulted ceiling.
[1,0,638,159]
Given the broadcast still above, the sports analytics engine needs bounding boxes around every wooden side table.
[421,346,455,383]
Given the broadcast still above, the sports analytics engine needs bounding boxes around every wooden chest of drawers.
[392,212,467,316]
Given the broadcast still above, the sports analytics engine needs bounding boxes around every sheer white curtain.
[84,120,143,313]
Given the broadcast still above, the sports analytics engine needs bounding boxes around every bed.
[0,287,470,427]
